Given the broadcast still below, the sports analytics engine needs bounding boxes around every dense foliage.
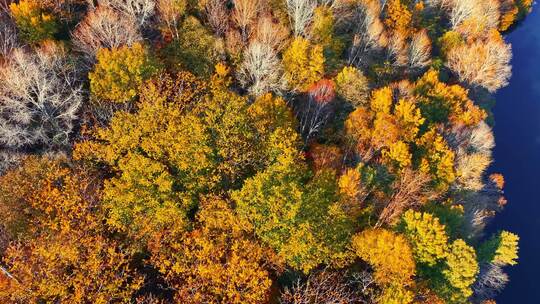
[0,0,528,303]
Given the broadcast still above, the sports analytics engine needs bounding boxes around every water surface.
[491,6,540,303]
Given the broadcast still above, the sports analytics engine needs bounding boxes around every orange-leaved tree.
[0,156,142,303]
[149,196,276,304]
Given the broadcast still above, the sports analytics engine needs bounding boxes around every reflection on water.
[491,6,540,303]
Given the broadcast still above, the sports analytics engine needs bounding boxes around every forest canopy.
[0,0,528,303]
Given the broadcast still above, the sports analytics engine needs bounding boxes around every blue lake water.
[491,6,540,303]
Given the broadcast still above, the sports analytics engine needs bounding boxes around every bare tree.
[347,0,388,67]
[0,43,83,150]
[350,271,378,303]
[253,16,290,52]
[0,150,23,175]
[0,14,18,58]
[72,5,142,61]
[386,33,407,67]
[479,0,501,30]
[445,0,500,31]
[447,35,512,92]
[473,263,509,301]
[98,0,156,27]
[448,122,495,191]
[455,151,492,191]
[447,0,478,28]
[298,79,335,143]
[280,268,363,304]
[408,30,432,70]
[460,174,506,239]
[445,121,494,156]
[205,0,229,36]
[0,0,13,13]
[156,0,186,39]
[286,0,316,37]
[237,42,286,97]
[377,169,438,227]
[424,0,453,10]
[463,206,493,239]
[469,121,495,155]
[232,0,261,40]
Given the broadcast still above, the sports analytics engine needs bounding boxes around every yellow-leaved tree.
[233,127,354,273]
[438,239,479,303]
[282,37,325,92]
[399,210,449,266]
[149,196,276,303]
[89,42,161,102]
[351,229,416,304]
[10,0,58,43]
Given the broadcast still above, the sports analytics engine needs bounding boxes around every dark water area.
[490,7,540,303]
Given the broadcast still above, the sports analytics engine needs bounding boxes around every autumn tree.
[0,1,529,302]
[233,127,354,272]
[76,72,207,242]
[399,210,449,266]
[414,69,486,127]
[282,37,325,92]
[9,0,58,44]
[435,239,479,303]
[334,66,370,107]
[499,0,519,31]
[471,231,518,300]
[478,231,519,266]
[161,16,220,77]
[344,85,426,165]
[352,229,415,285]
[89,42,160,102]
[338,166,372,217]
[351,229,415,303]
[311,5,344,72]
[149,197,274,303]
[384,0,412,37]
[516,0,533,17]
[415,128,456,189]
[77,71,287,243]
[0,156,142,303]
[0,156,61,240]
